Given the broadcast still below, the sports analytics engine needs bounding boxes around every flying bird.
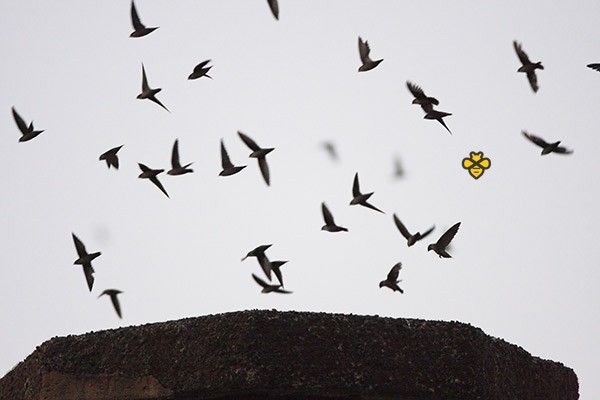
[242,244,273,280]
[587,64,600,72]
[321,202,348,232]
[238,131,274,186]
[138,163,169,198]
[99,145,123,169]
[522,131,573,155]
[12,107,44,142]
[137,64,169,112]
[322,142,339,161]
[99,289,123,318]
[350,173,384,213]
[219,139,246,176]
[393,214,434,247]
[188,60,213,80]
[406,81,439,109]
[513,41,543,93]
[379,262,403,293]
[130,1,158,38]
[392,157,404,179]
[267,0,279,20]
[423,108,452,134]
[168,139,193,175]
[358,37,383,72]
[72,233,101,292]
[252,273,291,294]
[428,222,460,258]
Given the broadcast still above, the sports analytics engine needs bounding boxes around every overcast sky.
[1,0,599,397]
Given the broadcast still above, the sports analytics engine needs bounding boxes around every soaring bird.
[358,37,383,72]
[322,141,339,161]
[138,163,169,198]
[188,60,213,80]
[267,0,279,20]
[406,81,439,109]
[238,131,274,186]
[137,64,169,112]
[99,145,123,170]
[99,289,123,318]
[252,274,291,294]
[587,64,600,72]
[321,202,348,232]
[71,233,101,292]
[379,262,403,293]
[513,41,543,93]
[428,222,461,258]
[393,214,434,247]
[219,139,246,176]
[522,131,573,155]
[350,173,384,213]
[242,244,273,280]
[168,139,193,175]
[12,107,44,142]
[130,1,158,38]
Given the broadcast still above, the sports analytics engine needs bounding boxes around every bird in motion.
[392,156,404,179]
[137,64,169,112]
[322,142,339,161]
[428,222,461,258]
[99,289,123,318]
[252,273,291,294]
[350,173,384,213]
[238,131,274,186]
[358,37,383,72]
[12,107,44,142]
[168,139,193,175]
[522,131,573,155]
[266,257,288,287]
[130,1,158,38]
[99,145,123,170]
[242,244,273,280]
[219,139,246,176]
[393,214,434,247]
[321,202,348,232]
[406,81,452,134]
[71,233,101,292]
[587,64,600,72]
[513,41,543,93]
[267,0,279,20]
[188,60,213,80]
[379,262,403,293]
[138,163,169,198]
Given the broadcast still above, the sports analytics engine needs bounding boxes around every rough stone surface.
[0,310,578,399]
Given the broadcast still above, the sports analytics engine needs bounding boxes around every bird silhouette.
[99,145,123,170]
[513,41,543,93]
[587,64,600,72]
[138,163,169,198]
[522,131,573,155]
[137,64,169,112]
[12,107,44,142]
[321,202,348,232]
[238,131,274,186]
[358,37,383,72]
[393,214,434,247]
[130,1,158,38]
[219,139,246,176]
[428,222,461,258]
[99,289,123,318]
[168,139,193,175]
[188,60,213,80]
[350,173,384,213]
[242,244,273,280]
[252,273,291,294]
[71,233,101,292]
[379,262,403,293]
[406,81,452,134]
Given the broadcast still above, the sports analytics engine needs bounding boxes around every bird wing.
[526,71,539,93]
[272,265,284,287]
[267,0,279,20]
[12,107,29,135]
[522,131,549,148]
[363,201,384,214]
[112,154,120,169]
[148,95,170,112]
[72,233,87,258]
[352,173,361,197]
[274,288,292,294]
[554,146,573,154]
[252,273,269,289]
[141,64,150,91]
[150,176,169,198]
[419,226,435,240]
[321,203,335,225]
[138,163,150,173]
[193,60,211,73]
[257,254,272,280]
[387,262,402,282]
[83,264,94,291]
[171,139,181,168]
[130,1,145,30]
[358,37,371,63]
[406,81,426,100]
[220,139,234,169]
[436,222,460,249]
[588,63,600,72]
[513,41,531,65]
[258,157,270,186]
[110,294,122,318]
[393,214,411,239]
[237,131,261,151]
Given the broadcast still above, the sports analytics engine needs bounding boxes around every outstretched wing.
[358,37,371,63]
[237,131,261,151]
[406,81,426,100]
[513,41,531,65]
[393,214,411,240]
[72,233,87,258]
[141,64,149,91]
[83,265,95,292]
[171,139,181,168]
[130,1,145,30]
[436,222,460,249]
[148,95,170,112]
[526,71,539,93]
[220,139,233,169]
[522,131,549,148]
[267,0,279,20]
[12,107,29,135]
[352,173,360,197]
[149,176,169,198]
[387,262,402,282]
[258,157,271,186]
[252,273,269,289]
[587,63,600,72]
[193,60,211,73]
[138,163,150,173]
[110,294,122,318]
[554,146,573,155]
[419,226,435,240]
[321,203,335,225]
[363,201,384,214]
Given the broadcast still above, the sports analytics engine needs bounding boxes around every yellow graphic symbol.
[462,151,491,179]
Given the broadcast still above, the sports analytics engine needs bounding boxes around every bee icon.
[462,151,491,179]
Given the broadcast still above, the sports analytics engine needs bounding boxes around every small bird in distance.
[137,64,170,112]
[522,131,573,155]
[99,289,123,318]
[188,60,213,80]
[12,107,44,142]
[379,262,404,293]
[393,214,434,247]
[130,1,158,38]
[350,173,384,213]
[71,233,101,292]
[168,139,193,175]
[428,222,461,258]
[138,163,169,198]
[99,145,123,170]
[358,37,383,72]
[321,202,348,232]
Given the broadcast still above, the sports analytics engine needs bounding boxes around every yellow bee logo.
[462,151,491,179]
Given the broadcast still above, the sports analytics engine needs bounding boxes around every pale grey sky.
[1,0,599,397]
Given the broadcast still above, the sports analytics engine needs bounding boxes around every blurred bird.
[428,222,461,258]
[130,1,158,38]
[321,202,348,232]
[219,139,246,176]
[587,64,600,72]
[168,139,193,175]
[99,289,123,318]
[188,60,213,80]
[242,244,273,280]
[252,273,291,294]
[350,173,384,213]
[358,37,383,72]
[137,64,169,112]
[12,107,44,142]
[393,214,434,247]
[406,81,439,109]
[71,233,101,292]
[238,131,274,186]
[522,131,573,155]
[266,258,288,287]
[379,262,403,293]
[513,41,543,93]
[267,0,279,20]
[322,142,339,161]
[392,156,404,179]
[138,163,169,197]
[99,145,123,170]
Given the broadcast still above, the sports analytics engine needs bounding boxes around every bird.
[130,1,158,38]
[428,222,461,258]
[406,81,439,109]
[321,203,348,232]
[379,262,403,293]
[242,244,273,280]
[322,142,338,161]
[587,64,600,72]
[167,139,193,175]
[138,163,169,198]
[423,108,453,134]
[522,131,573,155]
[393,214,434,247]
[237,131,274,186]
[219,139,246,176]
[349,173,384,213]
[137,64,169,112]
[252,273,292,294]
[266,258,288,287]
[358,37,383,72]
[513,41,543,93]
[392,157,404,179]
[267,0,279,20]
[12,107,44,142]
[99,145,123,170]
[99,289,123,318]
[71,233,101,292]
[188,60,213,80]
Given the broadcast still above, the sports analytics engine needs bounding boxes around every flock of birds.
[10,1,592,319]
